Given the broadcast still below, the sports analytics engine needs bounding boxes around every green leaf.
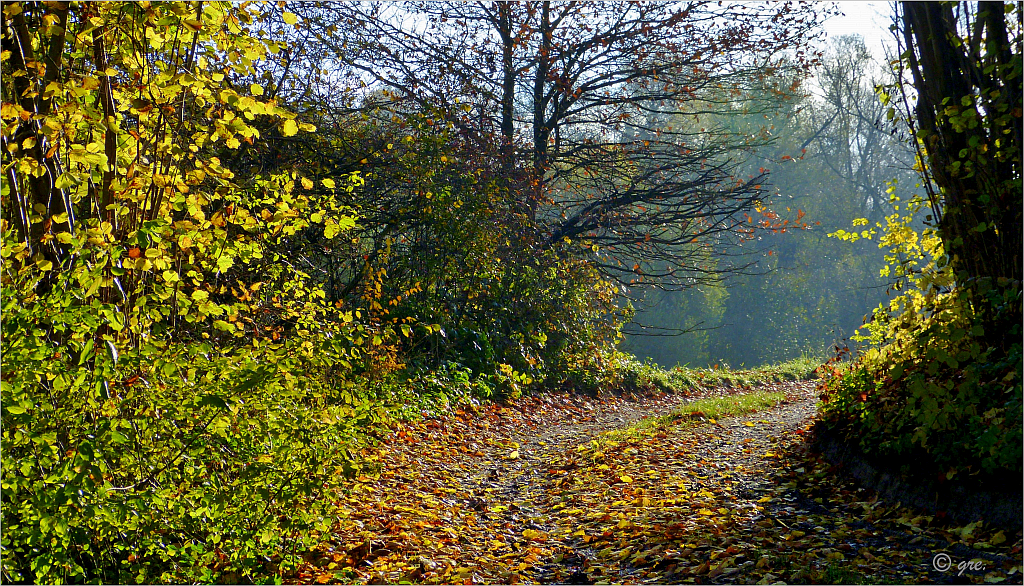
[105,340,119,364]
[198,394,228,410]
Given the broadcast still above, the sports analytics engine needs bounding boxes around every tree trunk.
[5,3,72,255]
[497,2,515,180]
[901,1,1022,347]
[529,1,552,224]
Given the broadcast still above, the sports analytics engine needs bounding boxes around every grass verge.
[602,389,785,443]
[613,354,821,396]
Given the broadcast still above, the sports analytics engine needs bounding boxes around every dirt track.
[295,381,1022,584]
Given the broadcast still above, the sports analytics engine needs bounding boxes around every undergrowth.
[819,193,1023,483]
[606,353,819,396]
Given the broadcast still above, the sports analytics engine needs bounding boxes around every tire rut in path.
[522,382,818,584]
[397,381,812,584]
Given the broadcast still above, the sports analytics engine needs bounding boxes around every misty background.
[621,31,922,368]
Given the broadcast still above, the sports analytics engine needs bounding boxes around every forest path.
[296,382,1022,585]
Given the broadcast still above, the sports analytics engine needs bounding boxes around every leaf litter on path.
[290,381,1022,584]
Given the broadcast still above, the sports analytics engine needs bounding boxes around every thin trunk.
[93,25,118,227]
[497,2,515,179]
[6,5,72,254]
[530,1,551,224]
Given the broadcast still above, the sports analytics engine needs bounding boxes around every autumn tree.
[301,1,832,289]
[816,4,1022,489]
[895,1,1022,344]
[1,4,377,582]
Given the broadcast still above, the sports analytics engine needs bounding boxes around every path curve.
[296,381,1022,585]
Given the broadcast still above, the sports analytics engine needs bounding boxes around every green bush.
[818,291,1022,478]
[820,192,1022,480]
[0,288,383,583]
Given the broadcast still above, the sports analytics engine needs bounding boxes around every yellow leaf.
[322,178,336,189]
[250,83,264,96]
[743,421,755,427]
[283,12,298,25]
[507,450,519,460]
[522,529,546,541]
[301,177,313,189]
[281,119,298,136]
[619,475,633,483]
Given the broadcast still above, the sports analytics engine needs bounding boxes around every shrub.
[820,192,1023,479]
[0,273,384,582]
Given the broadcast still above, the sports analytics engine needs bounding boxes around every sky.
[821,2,896,60]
